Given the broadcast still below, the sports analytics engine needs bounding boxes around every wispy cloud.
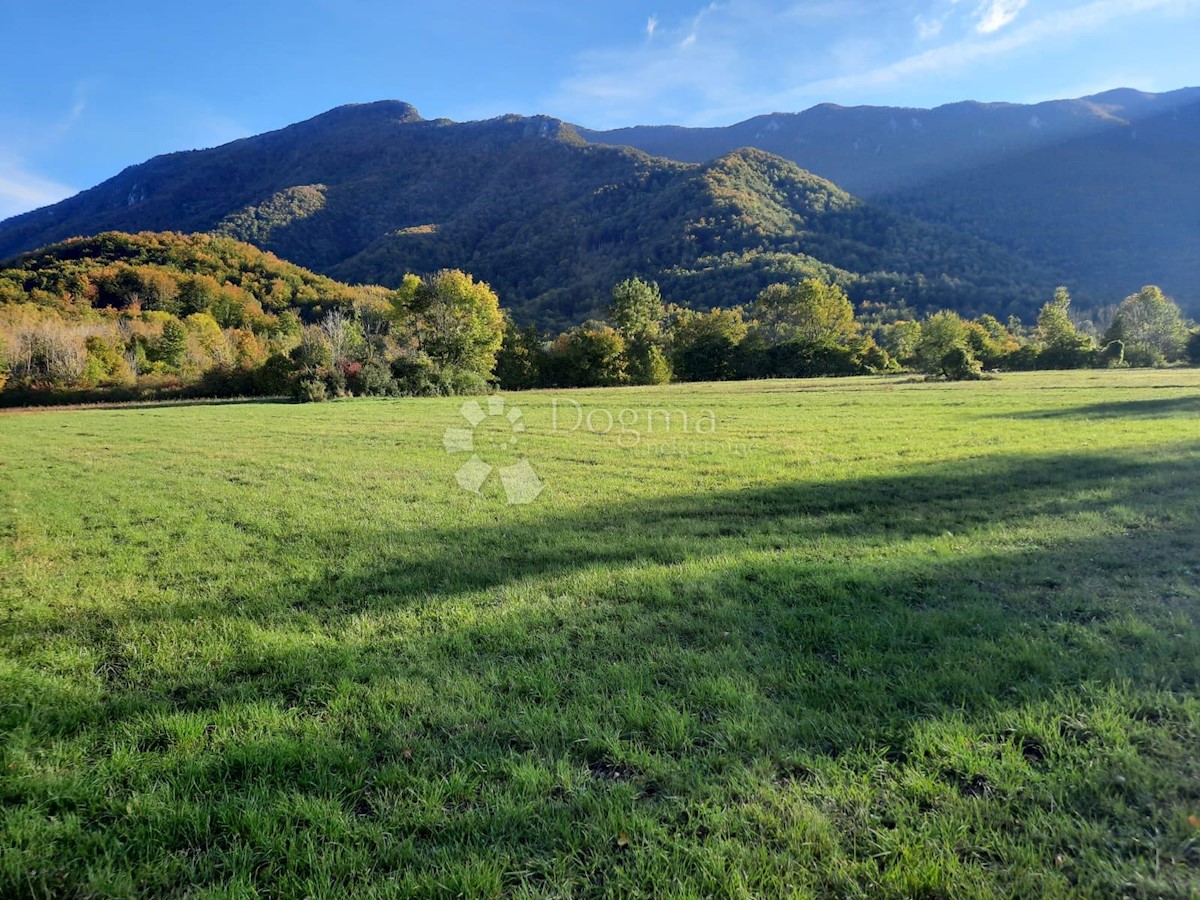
[915,0,962,40]
[915,15,946,40]
[547,0,871,125]
[783,0,1188,101]
[646,15,659,38]
[0,154,75,221]
[548,0,1196,127]
[975,0,1029,33]
[0,86,90,220]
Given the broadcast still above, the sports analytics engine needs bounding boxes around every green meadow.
[1,370,1198,897]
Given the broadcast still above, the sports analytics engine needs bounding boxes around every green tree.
[969,314,1019,369]
[290,327,335,371]
[751,279,858,346]
[392,270,504,378]
[155,319,187,369]
[608,278,664,343]
[554,322,627,387]
[1104,285,1188,367]
[940,346,983,381]
[914,311,978,379]
[877,320,922,365]
[80,336,133,387]
[176,275,219,317]
[1187,329,1200,367]
[1035,287,1078,347]
[669,306,748,382]
[495,314,544,390]
[1032,286,1095,369]
[608,278,669,385]
[136,267,181,314]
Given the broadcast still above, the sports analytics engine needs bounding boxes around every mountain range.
[1,87,1195,325]
[584,87,1200,310]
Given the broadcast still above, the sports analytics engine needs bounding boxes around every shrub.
[553,324,628,387]
[391,353,443,397]
[1037,337,1097,370]
[323,365,348,398]
[295,378,328,403]
[290,328,335,370]
[255,353,297,395]
[195,366,258,398]
[348,359,398,396]
[1123,343,1167,368]
[1098,340,1126,368]
[443,367,491,396]
[857,342,894,374]
[1001,345,1042,371]
[81,335,134,388]
[741,339,868,379]
[940,347,984,381]
[673,333,740,382]
[1187,329,1200,366]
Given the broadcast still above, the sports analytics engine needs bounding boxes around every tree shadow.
[0,395,291,414]
[13,445,1197,726]
[1004,394,1200,419]
[5,445,1199,894]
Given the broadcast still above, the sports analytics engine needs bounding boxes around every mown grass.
[1,370,1198,898]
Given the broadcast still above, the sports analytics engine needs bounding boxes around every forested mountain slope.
[581,88,1200,309]
[0,102,1055,327]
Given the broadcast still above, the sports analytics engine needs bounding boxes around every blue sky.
[2,0,1198,219]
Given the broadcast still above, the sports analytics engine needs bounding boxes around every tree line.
[495,278,1199,390]
[1,232,1196,405]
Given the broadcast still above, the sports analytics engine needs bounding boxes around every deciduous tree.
[1104,285,1188,366]
[751,279,858,346]
[392,270,504,378]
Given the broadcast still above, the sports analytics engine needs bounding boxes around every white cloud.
[0,156,75,221]
[785,0,1186,100]
[647,15,659,38]
[0,86,89,221]
[914,0,967,40]
[975,0,1029,33]
[547,0,863,125]
[915,15,946,39]
[548,0,1196,128]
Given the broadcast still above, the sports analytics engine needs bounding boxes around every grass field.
[1,370,1199,897]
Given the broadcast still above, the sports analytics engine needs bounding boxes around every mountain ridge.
[0,101,1058,328]
[578,86,1200,195]
[577,86,1200,308]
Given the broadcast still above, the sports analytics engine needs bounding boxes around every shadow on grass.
[16,445,1198,735]
[1004,394,1200,419]
[4,445,1199,894]
[0,395,291,413]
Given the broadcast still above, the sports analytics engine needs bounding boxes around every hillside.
[886,100,1200,306]
[581,88,1200,310]
[0,230,381,318]
[580,88,1200,195]
[0,102,1055,328]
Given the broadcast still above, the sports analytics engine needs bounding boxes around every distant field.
[1,371,1199,897]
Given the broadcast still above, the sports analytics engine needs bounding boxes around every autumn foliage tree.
[391,270,504,379]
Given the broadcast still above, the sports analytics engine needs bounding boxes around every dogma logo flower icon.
[442,397,545,505]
